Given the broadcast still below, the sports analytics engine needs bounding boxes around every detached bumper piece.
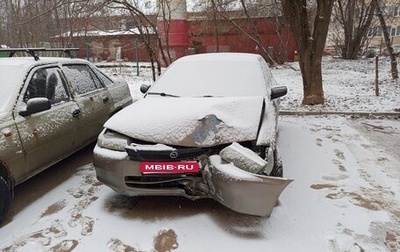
[205,143,293,217]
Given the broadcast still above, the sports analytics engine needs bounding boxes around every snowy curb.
[280,110,400,117]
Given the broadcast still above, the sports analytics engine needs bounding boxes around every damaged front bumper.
[93,141,293,217]
[204,155,292,217]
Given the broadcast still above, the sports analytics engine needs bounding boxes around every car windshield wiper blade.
[147,92,180,97]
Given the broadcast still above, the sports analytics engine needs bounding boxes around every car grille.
[126,143,221,161]
[124,174,200,189]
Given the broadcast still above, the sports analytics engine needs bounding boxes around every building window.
[377,27,383,36]
[391,27,397,36]
[391,6,398,16]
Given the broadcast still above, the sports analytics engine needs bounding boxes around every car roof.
[0,57,89,68]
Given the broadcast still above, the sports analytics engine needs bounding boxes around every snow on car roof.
[150,53,268,97]
[175,52,263,63]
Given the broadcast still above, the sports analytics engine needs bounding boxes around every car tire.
[0,176,11,222]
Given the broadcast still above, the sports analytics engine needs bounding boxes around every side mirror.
[19,98,51,116]
[140,84,150,94]
[271,86,287,100]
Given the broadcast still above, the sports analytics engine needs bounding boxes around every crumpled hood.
[104,96,265,147]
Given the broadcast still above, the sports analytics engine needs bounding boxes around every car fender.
[204,155,293,217]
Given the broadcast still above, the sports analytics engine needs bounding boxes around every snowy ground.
[276,56,400,113]
[0,56,399,252]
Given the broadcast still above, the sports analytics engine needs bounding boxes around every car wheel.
[0,176,11,222]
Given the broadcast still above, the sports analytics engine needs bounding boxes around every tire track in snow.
[308,117,400,251]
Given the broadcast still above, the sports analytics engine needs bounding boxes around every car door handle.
[103,96,109,103]
[72,109,81,117]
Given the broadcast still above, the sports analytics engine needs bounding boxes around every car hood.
[104,96,265,147]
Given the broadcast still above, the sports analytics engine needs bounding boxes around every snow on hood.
[104,96,265,147]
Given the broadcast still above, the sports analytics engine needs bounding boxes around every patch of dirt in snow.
[67,164,102,236]
[106,229,179,252]
[2,220,70,251]
[39,199,67,218]
[107,238,138,252]
[153,229,179,252]
[2,162,103,251]
[49,240,79,252]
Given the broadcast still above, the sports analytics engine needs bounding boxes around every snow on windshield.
[150,60,266,97]
[0,65,24,113]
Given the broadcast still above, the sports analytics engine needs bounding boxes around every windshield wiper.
[147,92,180,97]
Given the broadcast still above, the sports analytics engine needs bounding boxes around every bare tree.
[213,0,276,65]
[0,0,107,48]
[238,0,276,64]
[332,0,377,59]
[105,0,171,80]
[210,0,221,52]
[282,0,335,105]
[373,0,398,79]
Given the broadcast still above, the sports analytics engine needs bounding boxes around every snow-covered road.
[1,115,399,252]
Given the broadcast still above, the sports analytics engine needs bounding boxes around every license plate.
[140,161,200,174]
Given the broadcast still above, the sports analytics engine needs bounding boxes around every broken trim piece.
[205,155,293,217]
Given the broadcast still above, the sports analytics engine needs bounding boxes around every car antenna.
[26,48,41,61]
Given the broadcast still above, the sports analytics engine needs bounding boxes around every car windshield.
[149,60,265,97]
[0,65,24,113]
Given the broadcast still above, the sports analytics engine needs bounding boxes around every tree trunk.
[343,0,356,59]
[335,0,376,60]
[299,53,324,104]
[282,0,334,105]
[373,0,398,79]
[210,0,219,52]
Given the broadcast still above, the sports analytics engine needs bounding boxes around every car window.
[94,68,114,87]
[24,67,69,105]
[62,64,104,95]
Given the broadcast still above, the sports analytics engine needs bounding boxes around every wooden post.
[375,56,380,96]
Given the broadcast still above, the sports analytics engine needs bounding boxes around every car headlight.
[97,129,130,151]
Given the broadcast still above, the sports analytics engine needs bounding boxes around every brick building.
[59,12,296,64]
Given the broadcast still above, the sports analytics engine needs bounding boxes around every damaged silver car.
[93,52,292,217]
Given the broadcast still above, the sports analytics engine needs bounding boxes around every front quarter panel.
[256,98,279,146]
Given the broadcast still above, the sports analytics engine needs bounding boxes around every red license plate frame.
[140,161,200,174]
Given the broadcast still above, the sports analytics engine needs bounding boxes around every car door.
[61,63,113,147]
[13,66,80,183]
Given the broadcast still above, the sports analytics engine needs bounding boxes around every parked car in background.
[93,52,292,217]
[365,46,381,58]
[0,48,132,222]
[324,45,339,56]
